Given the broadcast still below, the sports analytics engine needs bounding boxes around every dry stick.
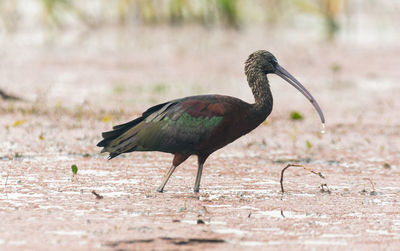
[363,178,376,192]
[4,175,8,188]
[280,164,325,193]
[91,190,103,199]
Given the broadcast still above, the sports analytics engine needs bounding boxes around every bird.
[97,50,325,193]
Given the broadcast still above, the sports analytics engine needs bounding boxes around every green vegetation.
[71,164,78,174]
[1,0,348,39]
[306,140,312,150]
[151,83,169,94]
[216,0,239,28]
[290,111,304,121]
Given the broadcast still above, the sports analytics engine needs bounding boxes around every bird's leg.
[156,153,189,193]
[193,163,203,193]
[156,164,177,193]
[194,155,208,193]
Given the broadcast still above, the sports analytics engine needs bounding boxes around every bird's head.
[245,50,278,75]
[245,50,325,125]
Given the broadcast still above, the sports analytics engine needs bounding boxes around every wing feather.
[97,95,233,158]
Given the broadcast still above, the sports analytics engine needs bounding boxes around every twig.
[362,178,376,192]
[280,164,325,193]
[4,175,8,188]
[91,190,103,199]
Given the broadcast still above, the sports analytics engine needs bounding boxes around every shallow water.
[1,25,400,250]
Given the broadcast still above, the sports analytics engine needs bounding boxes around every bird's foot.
[193,188,200,193]
[156,187,164,193]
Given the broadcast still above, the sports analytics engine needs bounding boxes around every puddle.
[102,179,140,184]
[239,241,270,246]
[73,210,90,216]
[48,230,87,236]
[209,220,227,225]
[105,237,225,247]
[258,210,305,218]
[13,154,75,162]
[303,240,348,246]
[251,227,282,232]
[253,180,280,185]
[214,228,248,236]
[340,162,362,168]
[257,210,327,219]
[205,204,233,208]
[314,221,331,226]
[94,191,130,197]
[78,170,111,176]
[39,205,64,210]
[200,189,278,200]
[6,240,27,246]
[291,193,316,197]
[3,193,44,200]
[321,233,357,238]
[119,210,141,217]
[239,206,259,210]
[181,220,198,225]
[366,230,400,237]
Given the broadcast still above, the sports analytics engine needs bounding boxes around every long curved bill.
[275,64,325,125]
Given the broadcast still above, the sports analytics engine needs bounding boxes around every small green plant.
[290,111,303,120]
[306,140,312,150]
[71,164,78,175]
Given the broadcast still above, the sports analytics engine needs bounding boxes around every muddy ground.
[1,26,400,250]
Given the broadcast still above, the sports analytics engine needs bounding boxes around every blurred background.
[1,0,399,106]
[1,0,399,41]
[0,0,399,152]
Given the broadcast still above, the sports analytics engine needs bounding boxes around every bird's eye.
[270,58,278,67]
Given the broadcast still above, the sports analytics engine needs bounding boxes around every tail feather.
[97,101,174,158]
[97,118,142,148]
[97,124,141,158]
[108,152,120,160]
[106,132,139,155]
[112,116,144,130]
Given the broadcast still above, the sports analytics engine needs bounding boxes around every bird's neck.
[247,72,273,120]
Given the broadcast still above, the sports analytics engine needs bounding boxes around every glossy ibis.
[97,50,325,193]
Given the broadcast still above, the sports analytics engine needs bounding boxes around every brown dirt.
[1,26,400,250]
